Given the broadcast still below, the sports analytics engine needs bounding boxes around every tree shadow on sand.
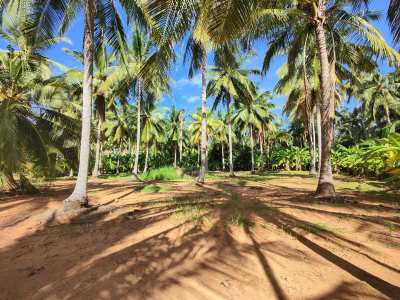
[0,181,399,299]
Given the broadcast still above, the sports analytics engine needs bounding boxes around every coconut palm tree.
[213,112,228,170]
[142,104,166,172]
[232,89,274,173]
[103,108,130,174]
[207,47,256,176]
[8,0,143,209]
[141,0,215,182]
[168,106,181,168]
[0,6,79,193]
[188,108,220,169]
[62,39,115,178]
[0,52,50,192]
[354,71,400,125]
[254,1,400,196]
[184,36,211,182]
[102,27,169,176]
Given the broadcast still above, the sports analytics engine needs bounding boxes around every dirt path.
[0,177,399,299]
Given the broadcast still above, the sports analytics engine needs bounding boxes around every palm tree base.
[92,171,100,177]
[315,182,336,198]
[64,194,88,211]
[132,173,143,182]
[195,176,205,184]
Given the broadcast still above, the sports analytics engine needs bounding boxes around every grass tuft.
[302,222,331,234]
[168,196,209,223]
[229,210,252,228]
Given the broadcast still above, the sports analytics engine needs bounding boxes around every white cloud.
[173,74,202,89]
[187,95,200,103]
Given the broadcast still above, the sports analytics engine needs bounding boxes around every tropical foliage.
[0,0,399,205]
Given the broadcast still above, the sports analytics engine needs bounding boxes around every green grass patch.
[222,193,253,228]
[302,222,332,234]
[301,222,347,235]
[383,221,399,234]
[98,173,132,180]
[168,196,210,223]
[140,167,186,181]
[301,223,335,234]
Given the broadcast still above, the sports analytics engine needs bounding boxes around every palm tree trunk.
[315,4,335,196]
[116,142,122,175]
[250,125,255,174]
[133,80,141,174]
[99,143,103,171]
[130,142,135,172]
[310,108,317,175]
[197,52,207,183]
[227,99,234,176]
[316,99,322,174]
[92,118,102,177]
[64,0,95,211]
[174,144,177,168]
[3,171,19,192]
[205,137,209,172]
[197,142,200,166]
[179,110,184,163]
[221,143,225,170]
[386,107,392,124]
[69,168,74,178]
[144,144,149,173]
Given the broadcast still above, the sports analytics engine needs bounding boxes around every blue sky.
[1,1,396,122]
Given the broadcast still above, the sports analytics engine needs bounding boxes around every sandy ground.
[0,175,399,300]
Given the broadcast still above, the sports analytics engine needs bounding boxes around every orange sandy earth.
[0,176,399,300]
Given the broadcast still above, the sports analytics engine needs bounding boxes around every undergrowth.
[140,167,185,181]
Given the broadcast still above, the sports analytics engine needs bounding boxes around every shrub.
[140,166,184,181]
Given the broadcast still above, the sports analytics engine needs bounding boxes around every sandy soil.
[0,175,399,300]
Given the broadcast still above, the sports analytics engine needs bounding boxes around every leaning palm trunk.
[227,99,234,176]
[64,0,95,210]
[250,125,255,174]
[133,80,141,174]
[197,55,207,183]
[315,4,335,196]
[92,118,102,177]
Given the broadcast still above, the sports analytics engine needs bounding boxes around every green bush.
[139,166,184,181]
